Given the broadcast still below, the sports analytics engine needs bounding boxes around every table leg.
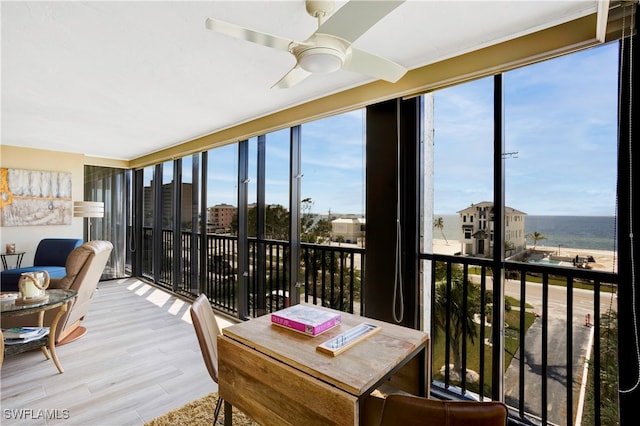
[37,311,51,359]
[419,345,429,397]
[1,330,4,369]
[48,301,69,374]
[224,400,232,426]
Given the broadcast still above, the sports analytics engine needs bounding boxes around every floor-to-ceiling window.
[426,42,620,424]
[141,166,154,279]
[260,129,291,313]
[502,42,619,426]
[159,160,174,285]
[180,154,202,293]
[429,75,497,402]
[205,143,239,312]
[84,165,130,279]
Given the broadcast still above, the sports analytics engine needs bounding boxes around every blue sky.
[197,110,367,216]
[172,41,618,218]
[432,41,618,216]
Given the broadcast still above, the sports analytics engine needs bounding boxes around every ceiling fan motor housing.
[297,46,345,73]
[292,34,350,73]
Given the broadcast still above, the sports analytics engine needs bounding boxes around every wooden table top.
[222,303,429,396]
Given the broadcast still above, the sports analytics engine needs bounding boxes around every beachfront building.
[331,217,365,244]
[458,201,527,257]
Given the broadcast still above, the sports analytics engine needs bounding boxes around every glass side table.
[0,251,26,270]
[1,289,77,373]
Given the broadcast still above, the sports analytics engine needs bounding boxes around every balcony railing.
[422,252,618,426]
[142,229,365,317]
[141,228,615,425]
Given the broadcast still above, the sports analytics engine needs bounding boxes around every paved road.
[476,278,616,425]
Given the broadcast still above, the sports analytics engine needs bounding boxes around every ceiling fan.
[205,0,408,89]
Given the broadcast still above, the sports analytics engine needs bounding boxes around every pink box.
[271,305,341,336]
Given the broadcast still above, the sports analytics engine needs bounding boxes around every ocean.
[434,215,617,252]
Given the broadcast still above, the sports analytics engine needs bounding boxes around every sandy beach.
[433,239,617,273]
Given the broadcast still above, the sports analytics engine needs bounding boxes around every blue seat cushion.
[0,266,67,291]
[0,238,83,292]
[1,266,68,292]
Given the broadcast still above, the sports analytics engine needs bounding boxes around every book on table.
[271,305,342,336]
[3,327,49,344]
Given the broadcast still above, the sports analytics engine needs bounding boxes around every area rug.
[145,392,258,426]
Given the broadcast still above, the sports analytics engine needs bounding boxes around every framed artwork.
[0,168,72,226]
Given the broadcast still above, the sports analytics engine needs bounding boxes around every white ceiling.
[1,1,599,161]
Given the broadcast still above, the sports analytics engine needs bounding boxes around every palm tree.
[504,240,515,256]
[434,217,449,245]
[526,231,547,249]
[433,262,480,379]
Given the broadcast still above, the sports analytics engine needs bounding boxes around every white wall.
[0,145,84,266]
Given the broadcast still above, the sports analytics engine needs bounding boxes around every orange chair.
[190,294,224,425]
[378,394,508,426]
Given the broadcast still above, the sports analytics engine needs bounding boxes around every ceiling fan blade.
[343,47,407,83]
[317,0,405,43]
[205,18,292,52]
[271,65,312,89]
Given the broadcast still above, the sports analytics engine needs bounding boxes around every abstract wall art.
[0,168,72,226]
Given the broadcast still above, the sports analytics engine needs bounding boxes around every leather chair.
[378,394,508,426]
[190,293,224,425]
[2,240,113,345]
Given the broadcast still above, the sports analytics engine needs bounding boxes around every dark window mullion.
[152,164,163,284]
[237,140,250,319]
[172,159,182,292]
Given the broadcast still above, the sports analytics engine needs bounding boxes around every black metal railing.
[143,229,365,317]
[422,252,617,426]
[300,241,364,315]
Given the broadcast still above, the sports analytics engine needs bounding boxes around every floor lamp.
[73,201,104,242]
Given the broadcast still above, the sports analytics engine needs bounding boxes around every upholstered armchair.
[2,240,113,345]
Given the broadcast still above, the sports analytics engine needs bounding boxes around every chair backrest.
[379,394,508,426]
[43,240,112,342]
[190,293,222,384]
[34,238,83,266]
[54,240,113,333]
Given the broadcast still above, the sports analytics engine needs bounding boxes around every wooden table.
[218,303,430,426]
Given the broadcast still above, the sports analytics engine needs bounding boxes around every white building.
[457,202,527,257]
[331,217,365,244]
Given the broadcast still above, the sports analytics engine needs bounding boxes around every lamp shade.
[73,201,104,218]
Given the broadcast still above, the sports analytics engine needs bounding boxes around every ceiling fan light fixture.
[297,47,344,73]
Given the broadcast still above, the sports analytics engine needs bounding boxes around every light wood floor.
[1,277,238,425]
